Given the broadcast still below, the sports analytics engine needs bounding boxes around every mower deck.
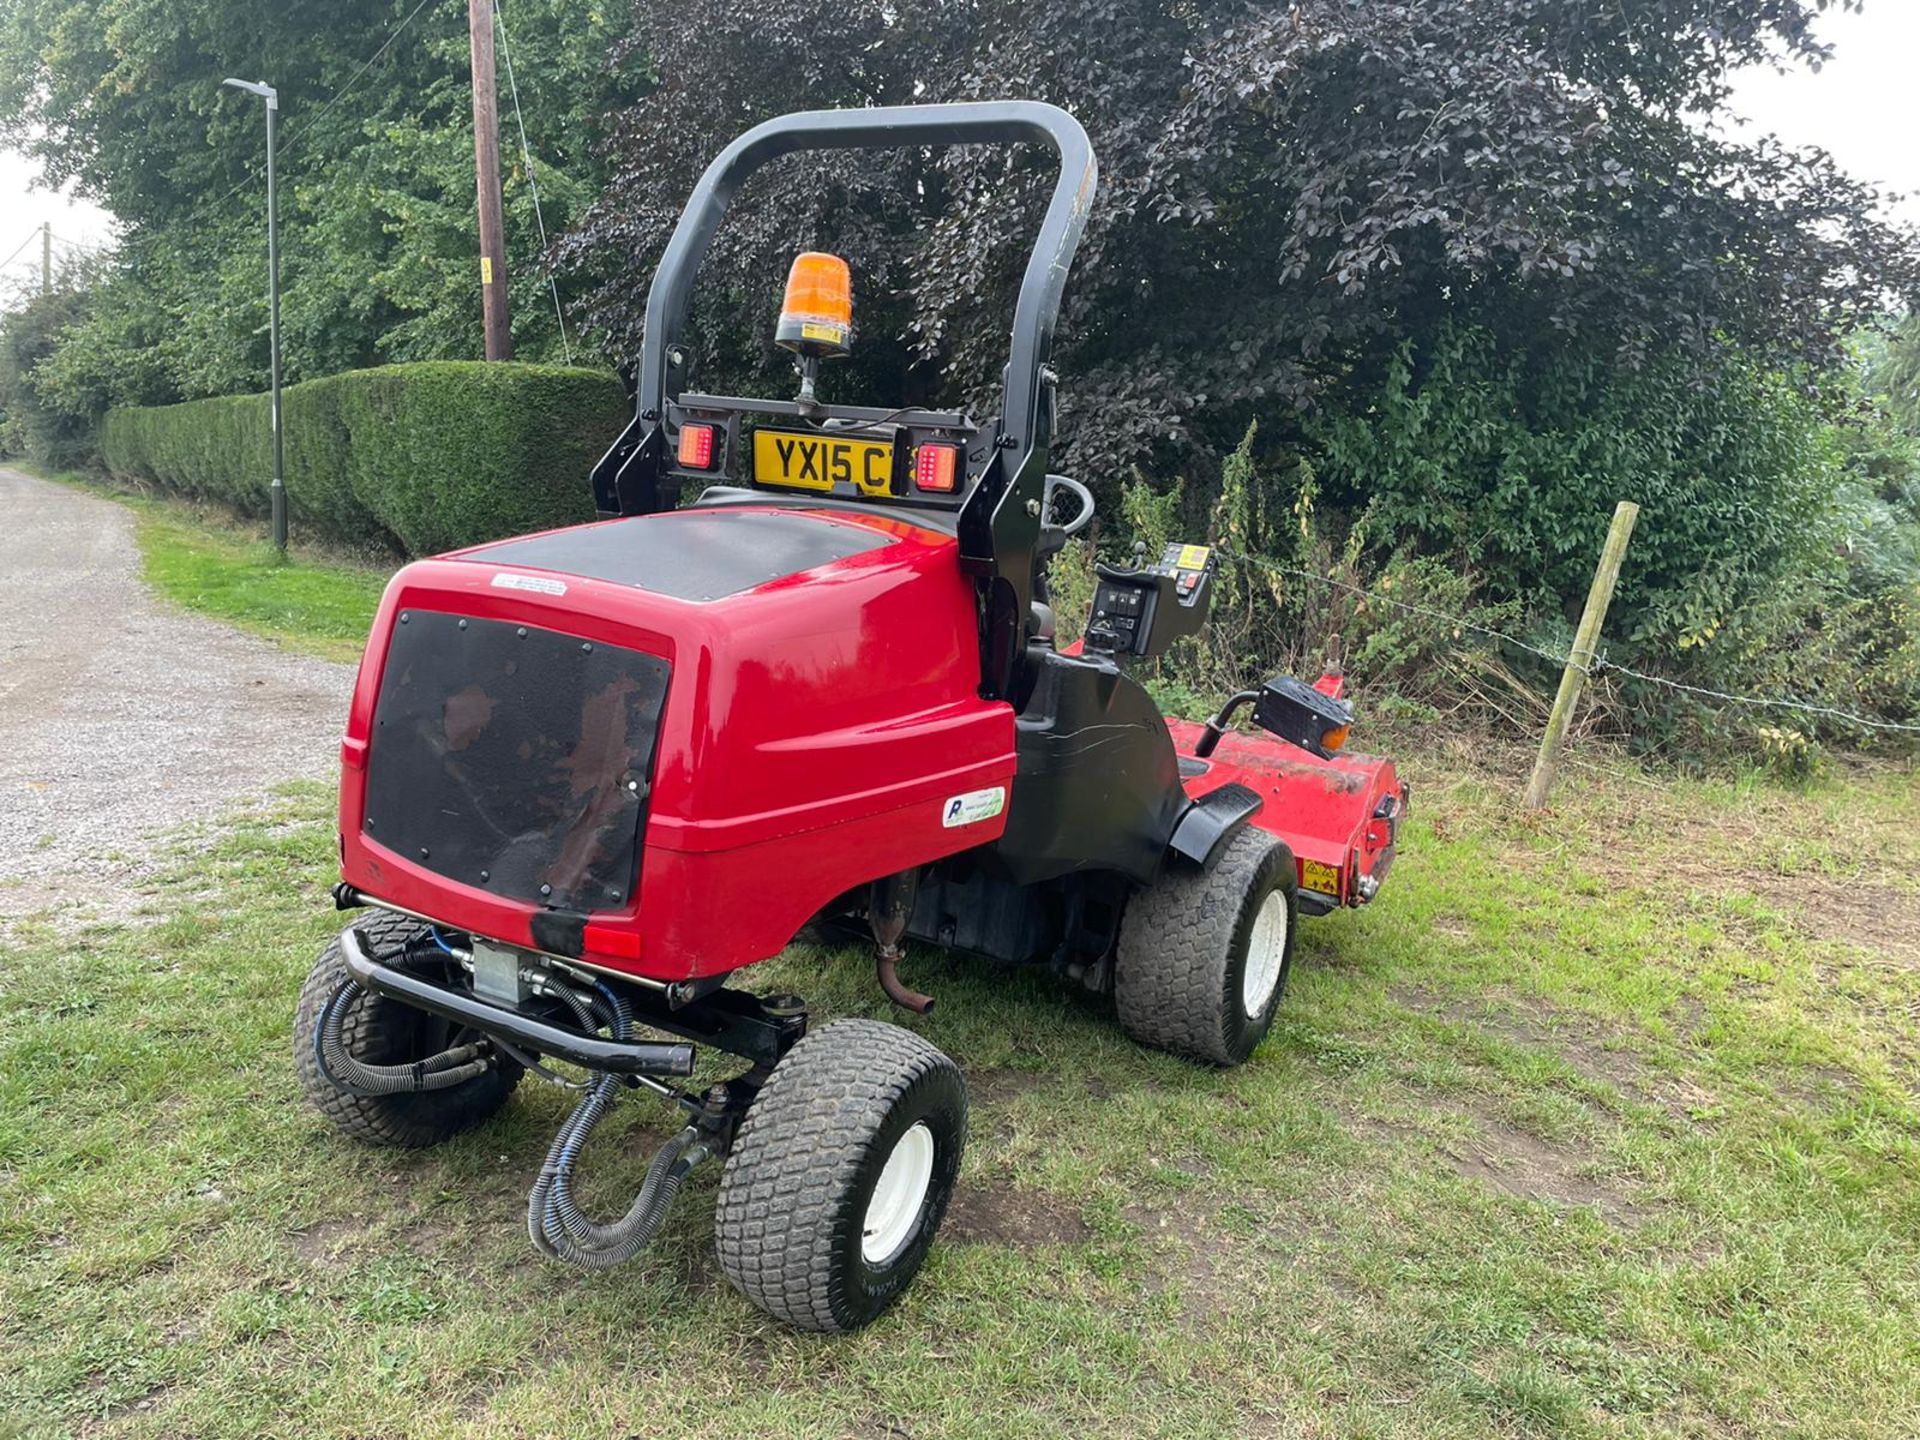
[1167,720,1404,915]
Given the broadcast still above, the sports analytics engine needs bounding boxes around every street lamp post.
[221,77,286,553]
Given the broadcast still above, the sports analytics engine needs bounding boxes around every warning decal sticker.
[1300,859,1342,896]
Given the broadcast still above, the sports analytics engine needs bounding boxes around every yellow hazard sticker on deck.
[1300,859,1341,896]
[1175,543,1212,571]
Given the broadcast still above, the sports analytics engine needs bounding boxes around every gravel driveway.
[0,467,356,915]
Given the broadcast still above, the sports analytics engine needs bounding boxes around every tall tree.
[571,0,1920,477]
[0,0,638,399]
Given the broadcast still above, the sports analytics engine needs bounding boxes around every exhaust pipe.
[869,870,934,1014]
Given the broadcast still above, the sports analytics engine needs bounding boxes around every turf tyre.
[714,1018,966,1332]
[1115,827,1299,1065]
[292,911,522,1148]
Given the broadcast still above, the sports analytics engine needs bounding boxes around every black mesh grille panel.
[363,611,670,911]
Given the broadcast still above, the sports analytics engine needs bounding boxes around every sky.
[1723,2,1920,227]
[0,146,116,293]
[0,0,1915,293]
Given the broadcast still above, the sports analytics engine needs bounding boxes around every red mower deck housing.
[1166,721,1402,913]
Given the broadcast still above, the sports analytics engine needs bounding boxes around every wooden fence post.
[1523,500,1640,810]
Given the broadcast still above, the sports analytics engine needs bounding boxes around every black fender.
[1166,783,1263,870]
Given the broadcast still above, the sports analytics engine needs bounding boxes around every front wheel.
[714,1019,967,1332]
[1114,827,1299,1065]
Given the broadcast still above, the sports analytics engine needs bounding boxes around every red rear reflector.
[677,423,716,469]
[915,443,960,493]
[582,923,642,960]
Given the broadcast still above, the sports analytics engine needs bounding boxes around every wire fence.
[1216,547,1920,737]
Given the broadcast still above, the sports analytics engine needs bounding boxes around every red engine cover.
[338,505,1016,981]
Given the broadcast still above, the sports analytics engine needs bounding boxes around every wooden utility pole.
[468,0,512,360]
[41,223,50,294]
[1524,500,1640,810]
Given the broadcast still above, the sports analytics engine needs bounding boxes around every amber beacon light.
[776,252,853,357]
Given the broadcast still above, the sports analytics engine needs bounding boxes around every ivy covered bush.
[101,362,625,554]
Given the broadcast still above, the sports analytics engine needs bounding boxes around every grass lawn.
[4,744,1919,1439]
[29,467,390,663]
[4,471,1918,1435]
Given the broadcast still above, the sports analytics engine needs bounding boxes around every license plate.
[753,430,895,496]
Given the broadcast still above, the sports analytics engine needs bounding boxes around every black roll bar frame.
[588,100,1099,700]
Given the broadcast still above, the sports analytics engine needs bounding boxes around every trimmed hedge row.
[101,361,629,555]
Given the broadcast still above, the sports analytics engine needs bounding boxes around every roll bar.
[590,101,1098,700]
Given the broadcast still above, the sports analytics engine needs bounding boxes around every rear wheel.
[1114,827,1298,1065]
[714,1019,966,1332]
[292,911,522,1148]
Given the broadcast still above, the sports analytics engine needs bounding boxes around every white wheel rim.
[1241,889,1289,1019]
[862,1121,935,1265]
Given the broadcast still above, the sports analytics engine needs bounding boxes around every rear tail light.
[583,922,642,960]
[677,423,716,470]
[914,442,961,493]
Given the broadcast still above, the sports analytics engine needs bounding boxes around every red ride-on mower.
[294,101,1407,1332]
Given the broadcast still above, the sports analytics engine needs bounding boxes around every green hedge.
[101,361,628,554]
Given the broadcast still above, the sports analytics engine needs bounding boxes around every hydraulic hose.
[1195,690,1261,759]
[315,980,495,1095]
[324,951,706,1267]
[525,978,712,1269]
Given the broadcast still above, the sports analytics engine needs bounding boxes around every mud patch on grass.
[1143,1240,1240,1324]
[1445,1101,1645,1226]
[672,1240,724,1298]
[1336,1085,1647,1227]
[968,1067,1052,1105]
[1759,875,1920,971]
[401,1215,461,1259]
[945,1179,1090,1248]
[289,1217,366,1269]
[1396,985,1652,1095]
[1125,1191,1279,1326]
[1553,773,1920,975]
[74,1379,182,1438]
[966,1067,1056,1146]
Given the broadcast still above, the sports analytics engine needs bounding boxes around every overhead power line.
[48,233,109,255]
[0,231,39,270]
[191,0,442,224]
[279,0,442,160]
[494,0,571,362]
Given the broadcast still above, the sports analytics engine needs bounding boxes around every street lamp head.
[221,77,278,109]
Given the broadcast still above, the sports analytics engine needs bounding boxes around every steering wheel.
[1042,475,1095,537]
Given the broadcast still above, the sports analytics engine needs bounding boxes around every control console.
[1083,542,1217,661]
